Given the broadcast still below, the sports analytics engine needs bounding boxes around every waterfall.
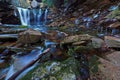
[44,9,48,23]
[17,7,30,26]
[17,7,48,26]
[37,9,42,25]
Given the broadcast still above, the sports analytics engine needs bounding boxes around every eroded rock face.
[18,29,42,44]
[31,57,79,80]
[0,1,20,24]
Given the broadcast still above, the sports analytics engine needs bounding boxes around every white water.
[44,9,48,24]
[17,7,30,26]
[17,7,48,26]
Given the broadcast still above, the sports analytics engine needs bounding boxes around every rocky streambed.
[0,0,120,80]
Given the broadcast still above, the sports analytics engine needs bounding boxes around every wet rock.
[91,37,104,48]
[61,34,92,45]
[0,59,5,65]
[31,57,79,80]
[30,0,39,8]
[72,11,80,17]
[72,41,86,46]
[44,30,68,42]
[0,59,8,68]
[11,0,30,8]
[74,19,80,25]
[83,9,95,16]
[108,22,120,29]
[18,29,42,44]
[39,2,47,9]
[98,19,117,27]
[47,20,66,27]
[104,36,120,48]
[105,9,120,20]
[99,51,120,80]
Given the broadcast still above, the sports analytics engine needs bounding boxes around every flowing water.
[17,7,48,26]
[5,48,43,80]
[3,6,49,80]
[17,7,30,26]
[2,3,120,80]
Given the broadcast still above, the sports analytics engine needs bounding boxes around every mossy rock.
[61,34,92,44]
[105,9,120,19]
[20,57,80,80]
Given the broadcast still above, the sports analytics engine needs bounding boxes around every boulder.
[104,36,120,48]
[91,37,104,48]
[61,34,92,45]
[99,51,120,80]
[108,22,120,29]
[18,29,42,44]
[44,30,68,42]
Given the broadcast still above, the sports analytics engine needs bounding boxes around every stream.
[0,7,50,80]
[0,1,120,80]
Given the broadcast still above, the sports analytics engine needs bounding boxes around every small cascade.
[17,7,48,26]
[37,9,42,25]
[44,9,48,23]
[17,7,30,26]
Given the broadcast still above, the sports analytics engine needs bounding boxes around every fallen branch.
[0,34,17,42]
[8,48,50,80]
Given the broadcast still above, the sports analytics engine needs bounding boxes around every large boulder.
[104,36,120,48]
[18,29,42,44]
[99,51,120,80]
[61,34,92,46]
[108,22,120,29]
[31,57,80,80]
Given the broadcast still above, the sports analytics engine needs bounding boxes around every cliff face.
[0,1,20,24]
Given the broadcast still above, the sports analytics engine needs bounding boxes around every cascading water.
[5,48,43,80]
[17,7,30,26]
[17,7,48,26]
[44,9,48,23]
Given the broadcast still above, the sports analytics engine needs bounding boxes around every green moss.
[74,42,95,53]
[28,57,79,80]
[105,9,120,19]
[42,0,54,7]
[19,25,28,28]
[89,55,100,74]
[20,65,40,80]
